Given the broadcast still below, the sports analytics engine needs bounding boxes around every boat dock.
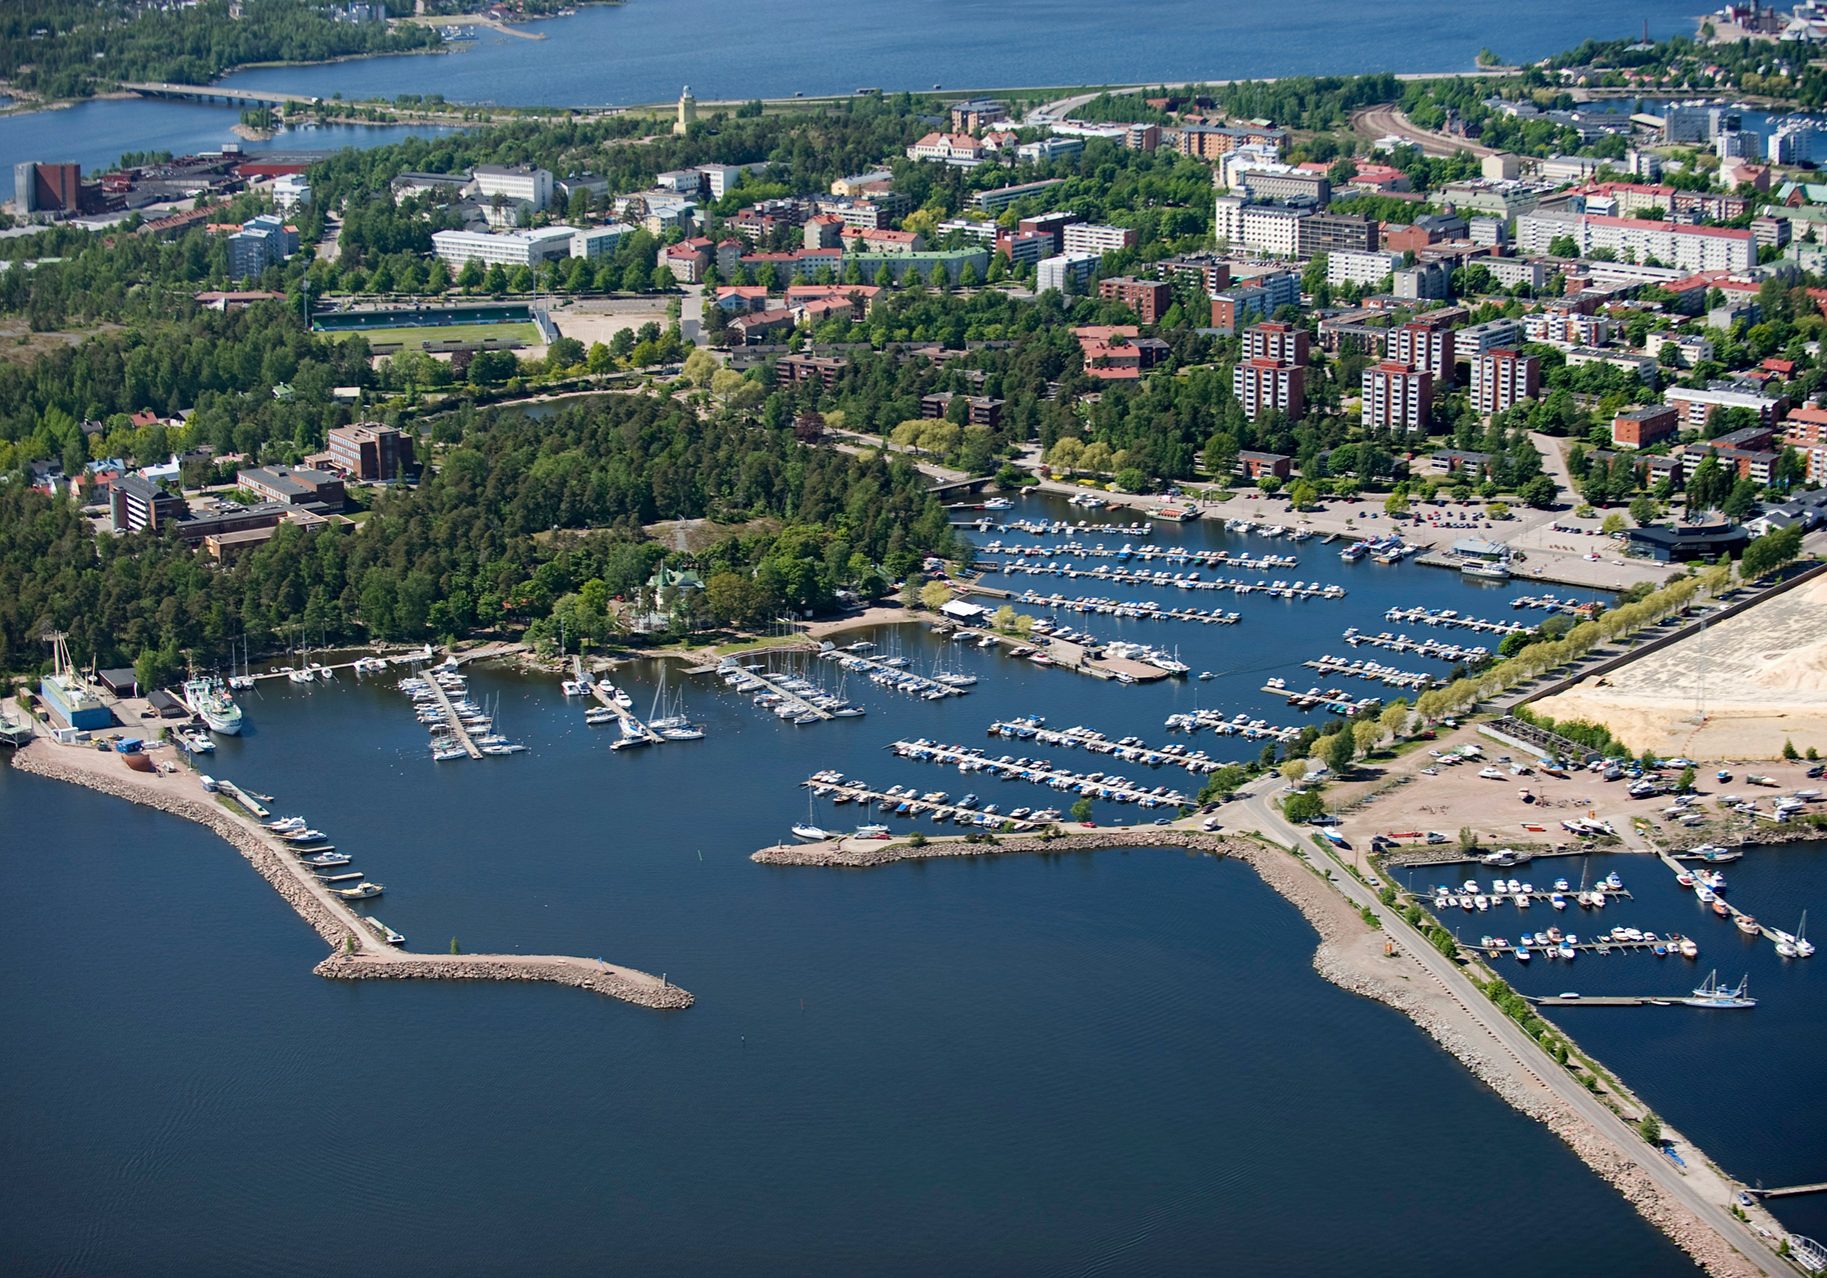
[980,539,1298,571]
[1382,606,1530,636]
[1527,995,1681,1006]
[588,680,666,738]
[217,780,269,818]
[987,717,1227,774]
[1653,850,1788,949]
[1015,590,1241,625]
[1261,681,1381,715]
[1342,628,1491,663]
[884,738,1190,807]
[1163,708,1302,741]
[421,672,485,758]
[956,517,1154,538]
[1749,1182,1827,1200]
[955,627,1171,683]
[1302,654,1437,690]
[828,647,965,699]
[1511,593,1600,615]
[805,773,1050,831]
[722,662,835,720]
[981,560,1347,599]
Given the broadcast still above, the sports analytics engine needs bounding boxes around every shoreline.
[8,740,691,1011]
[756,828,1772,1278]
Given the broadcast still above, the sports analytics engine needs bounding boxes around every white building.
[430,225,578,270]
[1017,136,1085,164]
[1515,211,1753,273]
[1213,194,1309,259]
[272,173,312,213]
[1327,249,1402,287]
[473,165,554,212]
[1062,223,1136,256]
[1036,251,1100,295]
[1523,309,1613,347]
[570,223,636,259]
[1361,362,1433,434]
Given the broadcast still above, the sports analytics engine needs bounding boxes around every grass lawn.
[357,321,542,352]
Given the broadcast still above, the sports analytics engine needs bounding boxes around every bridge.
[122,81,327,109]
[927,475,994,496]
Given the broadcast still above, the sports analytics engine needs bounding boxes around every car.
[1810,765,1825,779]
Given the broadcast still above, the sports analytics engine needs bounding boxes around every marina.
[1013,589,1242,625]
[1260,680,1382,715]
[1301,654,1438,690]
[882,738,1191,807]
[1341,627,1492,663]
[803,771,1052,830]
[982,559,1348,598]
[987,716,1230,774]
[953,517,1155,538]
[1162,708,1303,741]
[1382,606,1531,636]
[978,539,1299,571]
[715,657,849,723]
[824,641,970,700]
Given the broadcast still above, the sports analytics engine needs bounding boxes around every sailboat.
[1681,971,1755,1008]
[792,792,834,842]
[649,670,706,740]
[1775,910,1813,958]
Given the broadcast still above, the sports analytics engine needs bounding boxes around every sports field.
[361,321,542,352]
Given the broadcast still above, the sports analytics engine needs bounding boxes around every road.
[1228,782,1786,1276]
[1352,103,1496,158]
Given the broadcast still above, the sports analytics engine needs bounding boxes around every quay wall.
[758,828,1767,1278]
[9,743,691,1011]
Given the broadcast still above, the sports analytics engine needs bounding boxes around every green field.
[359,321,543,353]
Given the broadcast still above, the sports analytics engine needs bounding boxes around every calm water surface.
[1,497,1715,1274]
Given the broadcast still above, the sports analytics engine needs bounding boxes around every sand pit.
[1533,577,1827,760]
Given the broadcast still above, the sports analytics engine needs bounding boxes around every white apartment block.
[1232,358,1303,421]
[570,223,636,259]
[1061,223,1137,256]
[1515,211,1753,273]
[1664,384,1785,428]
[1327,249,1402,287]
[1389,323,1455,383]
[1036,251,1100,295]
[1523,310,1613,347]
[431,225,578,269]
[1455,317,1524,357]
[272,173,312,213]
[473,165,554,211]
[1361,362,1432,434]
[1470,349,1540,415]
[1213,195,1309,258]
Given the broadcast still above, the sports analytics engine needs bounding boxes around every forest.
[0,388,958,678]
[0,0,439,99]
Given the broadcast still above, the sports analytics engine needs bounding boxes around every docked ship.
[182,677,244,735]
[1681,971,1755,1008]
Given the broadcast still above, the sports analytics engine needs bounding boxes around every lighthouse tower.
[674,85,697,136]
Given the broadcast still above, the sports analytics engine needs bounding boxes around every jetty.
[1749,1182,1827,1200]
[828,645,966,699]
[1511,593,1600,615]
[217,779,270,818]
[1653,850,1789,951]
[10,741,692,1010]
[881,739,1190,807]
[955,627,1171,683]
[419,668,484,758]
[1528,995,1682,1006]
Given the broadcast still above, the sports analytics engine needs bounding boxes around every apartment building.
[1062,223,1138,256]
[1471,349,1541,415]
[473,164,553,211]
[1242,321,1309,366]
[1664,383,1789,430]
[1611,403,1680,450]
[431,226,577,270]
[1389,321,1456,384]
[1232,357,1305,422]
[1097,276,1172,323]
[1360,361,1433,434]
[1514,211,1754,273]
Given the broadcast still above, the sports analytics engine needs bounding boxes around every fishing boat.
[335,882,384,901]
[1681,971,1754,1008]
[181,676,244,735]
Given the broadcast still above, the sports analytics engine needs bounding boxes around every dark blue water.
[0,102,456,204]
[1,495,1707,1274]
[212,0,1708,108]
[1461,844,1827,1211]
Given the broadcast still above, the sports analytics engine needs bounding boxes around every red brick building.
[1097,276,1172,324]
[1611,403,1680,450]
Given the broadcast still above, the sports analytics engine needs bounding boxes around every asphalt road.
[1229,780,1787,1277]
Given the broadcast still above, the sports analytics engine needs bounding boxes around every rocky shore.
[760,827,1770,1278]
[10,742,691,1011]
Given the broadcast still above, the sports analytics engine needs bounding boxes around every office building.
[473,164,553,211]
[237,466,346,514]
[328,423,415,482]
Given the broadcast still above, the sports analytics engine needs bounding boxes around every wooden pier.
[805,776,1048,831]
[829,648,965,699]
[1382,606,1529,636]
[987,719,1227,775]
[1341,628,1491,663]
[588,681,665,739]
[1750,1182,1827,1199]
[1528,995,1677,1007]
[1654,850,1782,948]
[981,539,1298,571]
[422,673,484,758]
[982,560,1346,599]
[1014,589,1241,626]
[884,739,1190,807]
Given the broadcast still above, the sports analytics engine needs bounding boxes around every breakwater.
[756,826,1771,1278]
[10,742,691,1011]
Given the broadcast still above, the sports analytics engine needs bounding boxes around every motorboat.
[334,882,384,901]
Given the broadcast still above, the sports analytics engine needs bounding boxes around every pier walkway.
[884,738,1190,807]
[1751,1182,1827,1199]
[1261,682,1381,715]
[588,681,664,739]
[981,539,1298,571]
[828,647,965,699]
[984,560,1347,599]
[1383,606,1530,636]
[805,774,1048,830]
[1014,590,1241,626]
[422,674,484,758]
[726,664,834,720]
[1342,628,1491,663]
[1654,850,1786,951]
[1303,654,1437,690]
[987,718,1228,775]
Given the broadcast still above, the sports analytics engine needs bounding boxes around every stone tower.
[674,85,697,136]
